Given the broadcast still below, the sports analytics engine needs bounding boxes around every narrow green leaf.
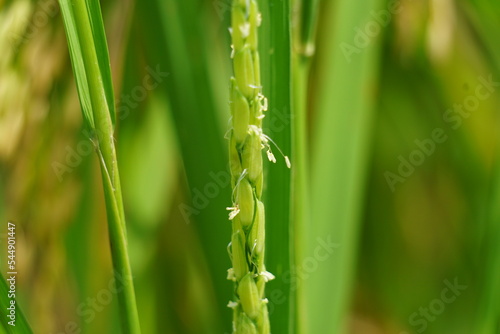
[458,2,500,332]
[258,0,294,332]
[135,1,234,332]
[476,177,500,334]
[306,0,384,332]
[59,0,115,129]
[58,0,140,332]
[291,48,312,334]
[291,1,320,333]
[58,0,94,129]
[86,0,116,126]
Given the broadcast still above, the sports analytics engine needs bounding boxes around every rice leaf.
[58,0,94,129]
[305,0,384,332]
[58,0,140,332]
[59,0,115,129]
[86,0,116,126]
[258,0,294,332]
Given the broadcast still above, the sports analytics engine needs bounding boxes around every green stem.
[71,0,114,173]
[70,0,140,332]
[98,157,140,334]
[291,1,319,332]
[474,133,500,333]
[291,54,311,334]
[297,0,320,57]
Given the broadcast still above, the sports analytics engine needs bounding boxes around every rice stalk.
[226,0,283,332]
[58,0,140,332]
[291,0,319,331]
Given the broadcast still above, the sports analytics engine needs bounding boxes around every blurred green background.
[0,0,499,333]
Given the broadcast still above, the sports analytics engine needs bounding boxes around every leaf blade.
[58,0,94,129]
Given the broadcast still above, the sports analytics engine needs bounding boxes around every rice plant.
[58,0,140,332]
[226,1,288,332]
[0,0,500,333]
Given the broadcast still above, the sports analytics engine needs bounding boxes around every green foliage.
[58,0,115,130]
[58,0,140,332]
[1,0,500,333]
[257,0,294,332]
